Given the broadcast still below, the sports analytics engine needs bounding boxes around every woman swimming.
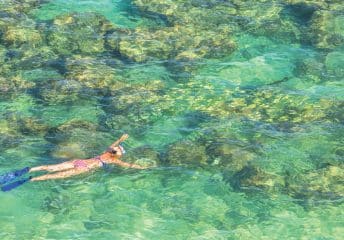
[29,134,144,181]
[0,134,145,191]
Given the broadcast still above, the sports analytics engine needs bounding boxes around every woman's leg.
[30,168,86,181]
[29,161,75,173]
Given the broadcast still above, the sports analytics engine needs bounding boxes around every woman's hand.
[110,134,129,148]
[119,134,129,143]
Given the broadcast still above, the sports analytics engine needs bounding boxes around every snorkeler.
[0,134,145,191]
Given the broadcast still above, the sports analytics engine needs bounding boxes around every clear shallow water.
[0,0,343,239]
[30,0,155,28]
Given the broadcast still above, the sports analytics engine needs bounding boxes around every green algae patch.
[65,56,119,90]
[164,140,208,166]
[309,10,344,49]
[287,164,344,202]
[118,25,235,62]
[3,25,43,47]
[325,50,344,79]
[123,145,160,168]
[47,12,114,55]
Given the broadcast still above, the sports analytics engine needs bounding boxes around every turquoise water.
[0,0,343,239]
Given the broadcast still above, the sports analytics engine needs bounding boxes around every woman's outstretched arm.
[113,159,146,169]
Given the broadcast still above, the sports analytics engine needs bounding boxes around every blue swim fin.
[0,167,30,185]
[1,176,32,192]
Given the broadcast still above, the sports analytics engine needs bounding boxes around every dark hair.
[107,148,117,154]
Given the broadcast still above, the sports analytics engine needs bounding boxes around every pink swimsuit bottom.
[73,160,89,169]
[73,157,105,169]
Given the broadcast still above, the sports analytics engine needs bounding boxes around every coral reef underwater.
[0,0,343,238]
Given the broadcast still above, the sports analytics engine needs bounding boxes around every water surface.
[0,0,343,239]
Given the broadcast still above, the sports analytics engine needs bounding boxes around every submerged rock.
[122,1,237,62]
[118,27,173,62]
[229,165,286,193]
[295,56,324,82]
[26,68,84,103]
[0,119,22,151]
[102,82,174,135]
[133,0,235,27]
[47,120,109,159]
[4,113,48,136]
[47,12,114,55]
[308,10,344,49]
[103,86,163,114]
[0,75,35,99]
[253,18,302,43]
[325,50,344,79]
[119,25,236,62]
[10,45,59,71]
[0,0,46,14]
[206,141,255,172]
[105,28,131,53]
[123,145,160,168]
[65,56,119,91]
[133,0,344,50]
[287,165,344,203]
[0,45,7,63]
[40,79,84,103]
[102,114,148,137]
[194,87,340,126]
[164,140,208,166]
[284,0,326,9]
[2,25,43,47]
[235,2,303,43]
[284,1,320,21]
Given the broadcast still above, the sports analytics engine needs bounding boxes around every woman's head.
[107,134,128,157]
[107,145,125,157]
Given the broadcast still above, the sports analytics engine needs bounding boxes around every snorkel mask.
[118,144,126,155]
[107,144,125,155]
